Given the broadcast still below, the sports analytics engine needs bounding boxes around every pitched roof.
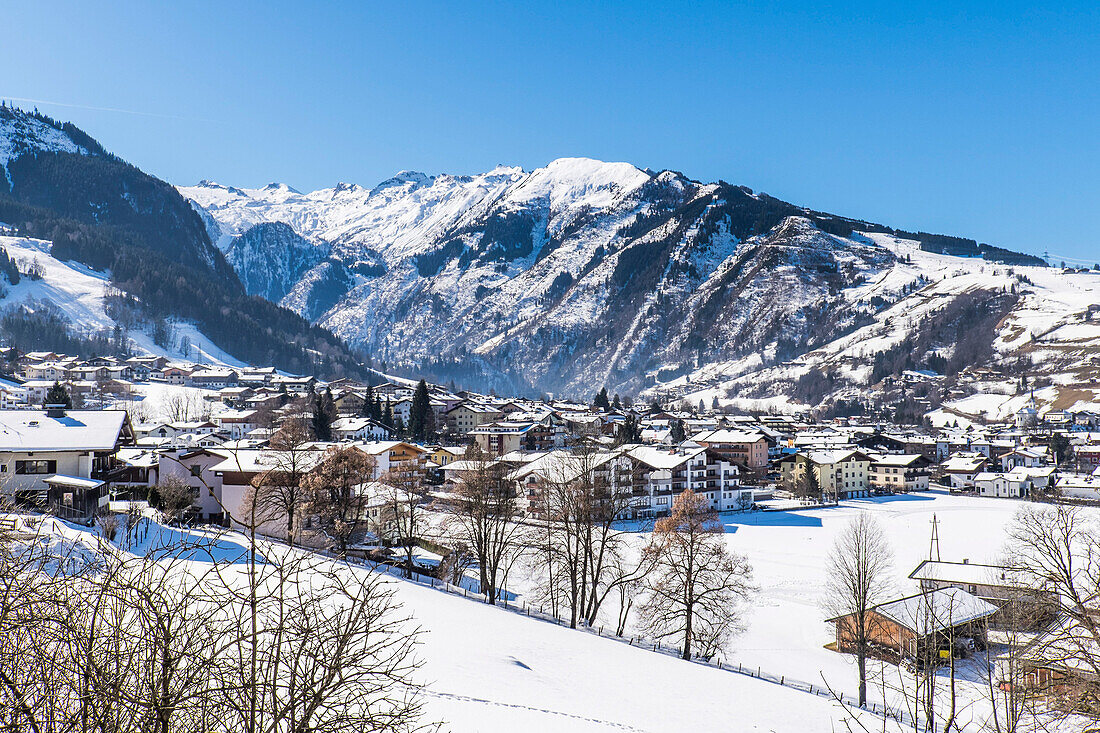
[0,409,129,452]
[871,588,997,635]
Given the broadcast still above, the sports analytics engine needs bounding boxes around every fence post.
[738,662,742,672]
[780,676,784,685]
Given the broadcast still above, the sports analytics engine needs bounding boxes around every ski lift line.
[1046,253,1098,266]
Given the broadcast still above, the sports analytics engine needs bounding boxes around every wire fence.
[319,548,918,729]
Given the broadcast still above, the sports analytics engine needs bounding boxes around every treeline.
[896,229,1047,267]
[869,290,1020,383]
[0,305,130,358]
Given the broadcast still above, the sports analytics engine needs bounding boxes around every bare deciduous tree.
[441,445,526,604]
[637,489,753,660]
[250,419,317,546]
[824,512,894,707]
[150,475,196,525]
[380,460,426,579]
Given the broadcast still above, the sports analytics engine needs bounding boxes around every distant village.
[1,349,1098,526]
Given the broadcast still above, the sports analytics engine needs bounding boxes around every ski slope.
[0,235,246,367]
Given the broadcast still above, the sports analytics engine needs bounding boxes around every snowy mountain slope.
[183,161,920,394]
[0,235,245,366]
[225,222,330,303]
[0,106,95,189]
[667,233,1100,419]
[0,106,368,376]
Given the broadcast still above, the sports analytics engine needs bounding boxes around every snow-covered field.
[718,491,1020,703]
[23,511,899,733]
[34,490,1068,731]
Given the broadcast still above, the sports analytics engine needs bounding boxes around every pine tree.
[408,379,431,440]
[311,388,336,441]
[361,384,375,418]
[670,418,686,443]
[382,401,394,429]
[593,387,611,411]
[45,381,72,408]
[612,393,622,411]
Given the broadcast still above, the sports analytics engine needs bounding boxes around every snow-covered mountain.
[0,106,367,376]
[182,157,1087,413]
[181,160,900,394]
[0,234,245,365]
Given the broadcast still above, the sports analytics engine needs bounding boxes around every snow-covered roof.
[908,560,1035,588]
[871,588,997,635]
[627,444,706,470]
[691,429,766,444]
[0,409,129,452]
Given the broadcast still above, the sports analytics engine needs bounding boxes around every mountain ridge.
[181,157,1057,405]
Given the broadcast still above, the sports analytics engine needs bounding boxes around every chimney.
[45,403,66,418]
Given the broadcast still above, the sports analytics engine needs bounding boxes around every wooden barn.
[828,587,997,662]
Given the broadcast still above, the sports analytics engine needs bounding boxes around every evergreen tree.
[408,379,431,440]
[670,418,686,443]
[311,388,337,441]
[612,393,622,411]
[382,400,395,429]
[648,398,662,414]
[44,381,72,408]
[361,384,375,418]
[593,387,611,411]
[616,413,641,444]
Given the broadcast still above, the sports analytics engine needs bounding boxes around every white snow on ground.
[31,515,903,732]
[717,491,1021,713]
[0,235,246,367]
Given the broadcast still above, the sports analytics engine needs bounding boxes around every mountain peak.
[262,182,301,194]
[370,170,433,194]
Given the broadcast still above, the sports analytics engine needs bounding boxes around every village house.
[626,444,747,517]
[869,453,932,492]
[214,409,259,440]
[189,368,239,390]
[973,471,1029,499]
[780,449,873,500]
[444,401,502,435]
[939,453,989,490]
[999,447,1049,470]
[908,559,1057,629]
[0,406,133,519]
[159,448,229,522]
[690,429,770,473]
[331,416,391,442]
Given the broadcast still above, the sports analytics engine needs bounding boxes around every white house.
[0,407,133,518]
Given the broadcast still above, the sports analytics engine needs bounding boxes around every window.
[190,465,203,477]
[15,460,56,475]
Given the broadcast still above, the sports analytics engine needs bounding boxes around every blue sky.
[4,1,1098,261]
